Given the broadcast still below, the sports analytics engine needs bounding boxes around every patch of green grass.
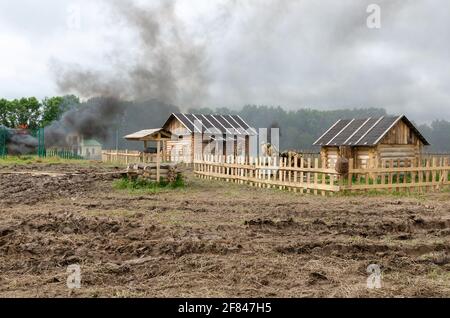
[0,155,123,168]
[338,189,425,199]
[113,174,185,193]
[0,155,85,165]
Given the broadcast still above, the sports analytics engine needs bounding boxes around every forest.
[1,96,449,152]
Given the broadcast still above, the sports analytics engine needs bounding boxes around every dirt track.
[0,163,449,297]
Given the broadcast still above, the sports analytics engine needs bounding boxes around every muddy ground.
[0,162,449,298]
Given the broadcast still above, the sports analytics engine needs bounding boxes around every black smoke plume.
[40,0,210,151]
[44,97,125,148]
[51,0,209,106]
[0,126,39,155]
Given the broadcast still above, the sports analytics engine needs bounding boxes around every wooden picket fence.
[343,157,450,193]
[194,155,450,195]
[194,154,341,195]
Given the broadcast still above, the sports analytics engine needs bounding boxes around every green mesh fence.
[0,127,7,158]
[37,127,46,158]
[1,126,83,160]
[37,127,84,160]
[46,149,84,160]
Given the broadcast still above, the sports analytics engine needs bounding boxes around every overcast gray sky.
[0,0,449,123]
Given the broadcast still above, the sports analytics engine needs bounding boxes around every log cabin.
[162,113,256,163]
[125,113,256,164]
[313,115,430,169]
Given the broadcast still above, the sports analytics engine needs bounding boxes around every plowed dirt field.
[0,163,449,297]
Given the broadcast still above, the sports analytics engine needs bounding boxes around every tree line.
[189,105,450,153]
[0,95,80,130]
[1,96,449,152]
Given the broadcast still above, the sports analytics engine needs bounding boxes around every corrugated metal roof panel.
[198,114,223,134]
[173,113,194,132]
[190,114,205,128]
[357,116,400,145]
[215,115,234,131]
[232,115,249,129]
[314,115,430,147]
[345,117,380,145]
[183,113,203,133]
[314,119,352,145]
[168,113,257,136]
[329,118,367,145]
[205,114,229,134]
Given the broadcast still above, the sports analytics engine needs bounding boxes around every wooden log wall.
[127,163,179,183]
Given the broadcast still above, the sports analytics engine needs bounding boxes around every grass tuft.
[113,174,185,193]
[338,189,425,199]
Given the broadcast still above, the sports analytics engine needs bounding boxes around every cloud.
[0,0,449,123]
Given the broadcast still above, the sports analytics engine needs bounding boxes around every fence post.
[445,158,449,186]
[278,157,283,190]
[426,159,431,192]
[348,159,354,192]
[320,158,326,196]
[256,157,260,188]
[313,158,319,195]
[432,157,437,191]
[37,127,45,158]
[300,158,304,193]
[307,158,312,194]
[0,126,7,159]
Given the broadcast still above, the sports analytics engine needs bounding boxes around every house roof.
[313,115,430,147]
[124,128,172,141]
[163,113,257,135]
[81,139,102,147]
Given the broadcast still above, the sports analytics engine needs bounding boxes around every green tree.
[41,95,80,127]
[8,97,42,130]
[0,99,11,127]
[41,96,63,127]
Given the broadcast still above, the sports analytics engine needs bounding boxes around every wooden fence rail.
[194,155,450,195]
[102,150,167,165]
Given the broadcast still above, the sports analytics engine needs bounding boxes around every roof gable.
[313,115,430,146]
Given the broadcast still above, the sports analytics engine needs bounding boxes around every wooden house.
[125,113,256,164]
[66,134,103,160]
[162,113,256,163]
[313,115,430,169]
